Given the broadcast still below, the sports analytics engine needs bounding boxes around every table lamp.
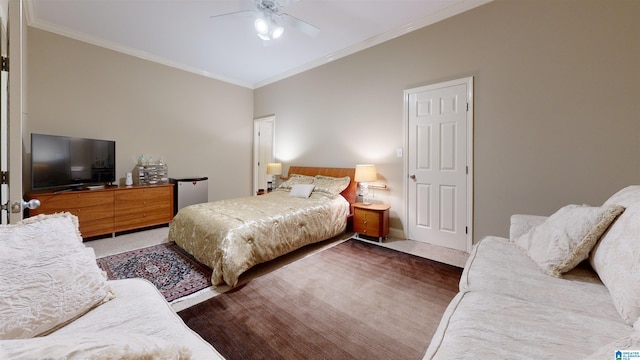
[355,164,377,205]
[266,163,282,191]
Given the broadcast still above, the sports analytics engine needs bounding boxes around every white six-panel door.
[405,78,473,252]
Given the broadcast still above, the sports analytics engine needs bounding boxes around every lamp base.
[360,182,371,205]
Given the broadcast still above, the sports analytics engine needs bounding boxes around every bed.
[168,166,357,287]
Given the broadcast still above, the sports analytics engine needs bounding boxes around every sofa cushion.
[423,291,632,359]
[584,330,640,360]
[513,204,624,277]
[591,185,640,325]
[0,332,192,360]
[460,236,622,321]
[0,213,114,339]
[51,278,223,359]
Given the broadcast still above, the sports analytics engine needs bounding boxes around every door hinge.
[466,166,468,174]
[1,171,7,184]
[465,226,468,234]
[1,57,8,72]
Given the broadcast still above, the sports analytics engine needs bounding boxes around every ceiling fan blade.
[279,13,320,37]
[209,9,257,19]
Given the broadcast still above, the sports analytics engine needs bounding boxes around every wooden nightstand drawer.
[351,203,390,241]
[354,209,380,232]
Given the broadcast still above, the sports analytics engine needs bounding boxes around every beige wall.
[25,0,640,242]
[26,27,254,201]
[254,0,640,241]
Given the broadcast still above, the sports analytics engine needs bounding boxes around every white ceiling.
[26,0,491,89]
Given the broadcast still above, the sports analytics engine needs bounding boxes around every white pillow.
[513,204,624,277]
[289,184,315,198]
[0,332,192,360]
[591,185,640,325]
[0,213,115,339]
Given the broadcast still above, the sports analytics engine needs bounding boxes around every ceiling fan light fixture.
[254,18,269,35]
[272,25,284,39]
[254,15,284,40]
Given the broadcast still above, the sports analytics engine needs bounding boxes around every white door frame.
[1,0,24,224]
[252,115,275,195]
[0,2,8,224]
[403,77,474,253]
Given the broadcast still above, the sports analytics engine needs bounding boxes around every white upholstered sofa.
[0,212,223,360]
[425,185,640,359]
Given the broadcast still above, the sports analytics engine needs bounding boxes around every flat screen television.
[31,133,116,191]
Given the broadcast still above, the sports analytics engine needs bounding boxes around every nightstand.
[352,203,390,242]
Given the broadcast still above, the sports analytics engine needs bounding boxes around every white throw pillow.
[0,213,115,339]
[591,185,640,325]
[289,184,315,198]
[513,204,624,277]
[0,332,191,360]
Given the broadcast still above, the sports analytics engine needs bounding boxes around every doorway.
[404,77,473,252]
[253,115,275,195]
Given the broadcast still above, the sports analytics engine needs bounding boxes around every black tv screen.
[31,133,116,190]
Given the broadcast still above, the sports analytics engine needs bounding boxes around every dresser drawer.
[29,191,115,238]
[114,185,173,232]
[32,191,113,212]
[115,209,171,230]
[115,186,172,202]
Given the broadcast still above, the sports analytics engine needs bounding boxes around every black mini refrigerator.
[170,177,208,215]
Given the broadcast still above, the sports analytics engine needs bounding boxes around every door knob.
[409,174,416,180]
[14,199,41,212]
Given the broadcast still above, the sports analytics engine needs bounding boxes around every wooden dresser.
[27,184,174,239]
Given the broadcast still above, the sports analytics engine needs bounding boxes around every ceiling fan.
[210,0,320,41]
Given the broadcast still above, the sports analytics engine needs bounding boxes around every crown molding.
[253,0,493,88]
[24,0,252,88]
[25,0,492,90]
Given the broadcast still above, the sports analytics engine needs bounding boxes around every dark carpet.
[97,242,212,302]
[178,239,462,360]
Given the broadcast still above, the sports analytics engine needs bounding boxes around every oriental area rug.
[97,242,212,302]
[178,239,462,360]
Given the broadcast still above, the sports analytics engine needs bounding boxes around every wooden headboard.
[287,166,357,205]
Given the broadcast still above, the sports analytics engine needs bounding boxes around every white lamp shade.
[266,163,282,176]
[354,164,377,183]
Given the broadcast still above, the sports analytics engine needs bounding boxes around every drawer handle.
[363,221,367,224]
[363,229,368,233]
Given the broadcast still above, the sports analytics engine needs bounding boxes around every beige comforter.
[168,190,349,287]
